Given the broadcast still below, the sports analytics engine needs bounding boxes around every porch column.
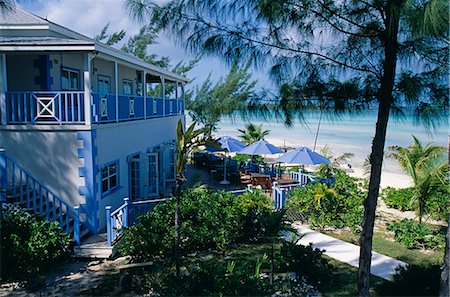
[181,83,185,115]
[143,71,147,119]
[0,54,7,126]
[114,61,119,123]
[161,76,165,116]
[83,54,93,126]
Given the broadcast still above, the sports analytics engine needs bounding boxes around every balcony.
[4,91,184,125]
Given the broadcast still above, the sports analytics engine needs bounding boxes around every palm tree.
[310,183,337,207]
[173,119,216,276]
[237,123,270,144]
[387,136,447,224]
[318,146,354,178]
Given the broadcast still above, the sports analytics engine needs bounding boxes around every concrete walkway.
[291,223,407,281]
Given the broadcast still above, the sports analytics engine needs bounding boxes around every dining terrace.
[189,151,335,208]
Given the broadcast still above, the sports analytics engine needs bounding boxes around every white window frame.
[101,161,119,197]
[61,67,80,90]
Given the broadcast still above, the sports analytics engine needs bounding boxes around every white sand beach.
[349,167,412,189]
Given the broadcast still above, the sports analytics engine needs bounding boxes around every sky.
[20,0,270,90]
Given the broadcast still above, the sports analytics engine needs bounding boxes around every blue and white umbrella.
[206,136,245,185]
[239,140,284,155]
[206,136,245,153]
[276,146,330,165]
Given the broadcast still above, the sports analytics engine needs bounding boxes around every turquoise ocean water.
[187,110,448,174]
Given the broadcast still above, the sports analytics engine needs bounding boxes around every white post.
[143,70,147,119]
[83,54,93,126]
[0,54,7,126]
[220,152,231,185]
[114,61,119,122]
[161,77,165,116]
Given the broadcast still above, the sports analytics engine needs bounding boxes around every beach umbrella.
[206,136,244,185]
[276,146,330,165]
[239,140,284,155]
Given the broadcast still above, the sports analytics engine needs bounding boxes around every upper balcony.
[0,51,187,127]
[5,91,184,125]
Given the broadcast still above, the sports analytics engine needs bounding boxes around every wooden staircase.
[1,150,89,248]
[5,184,90,247]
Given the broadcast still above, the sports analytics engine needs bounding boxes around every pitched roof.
[0,7,48,26]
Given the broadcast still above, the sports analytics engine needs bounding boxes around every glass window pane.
[110,175,117,188]
[70,72,79,89]
[102,180,109,193]
[61,70,69,90]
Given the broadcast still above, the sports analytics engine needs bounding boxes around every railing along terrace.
[106,197,172,246]
[90,93,183,124]
[5,91,184,125]
[0,150,82,245]
[6,91,85,124]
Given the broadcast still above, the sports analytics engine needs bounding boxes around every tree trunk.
[270,240,274,285]
[174,175,183,277]
[439,213,449,297]
[439,138,449,297]
[357,1,400,295]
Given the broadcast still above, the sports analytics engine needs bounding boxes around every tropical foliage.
[376,264,441,296]
[119,188,279,261]
[188,60,257,136]
[318,146,354,178]
[387,136,448,223]
[125,0,448,292]
[286,170,365,231]
[237,123,270,144]
[1,205,70,281]
[386,219,445,250]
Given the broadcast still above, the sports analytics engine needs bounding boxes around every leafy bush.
[119,189,274,261]
[386,219,445,250]
[381,185,449,222]
[286,170,364,231]
[376,264,441,296]
[145,261,270,296]
[237,190,273,242]
[381,187,414,211]
[1,205,70,281]
[278,241,332,289]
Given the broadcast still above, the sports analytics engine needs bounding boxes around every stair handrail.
[1,150,82,245]
[106,197,173,246]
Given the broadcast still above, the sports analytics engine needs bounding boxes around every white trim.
[0,25,49,30]
[0,45,96,51]
[161,77,165,116]
[83,54,93,126]
[0,125,91,131]
[143,71,147,119]
[114,61,119,123]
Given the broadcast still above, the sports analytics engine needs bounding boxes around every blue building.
[0,8,187,244]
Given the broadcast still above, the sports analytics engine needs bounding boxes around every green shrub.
[376,264,441,296]
[381,185,449,222]
[237,190,273,242]
[119,189,274,261]
[1,205,70,281]
[145,261,270,296]
[286,170,364,231]
[278,241,332,289]
[386,219,445,250]
[381,187,414,211]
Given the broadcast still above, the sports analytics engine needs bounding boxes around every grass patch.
[323,230,444,266]
[321,257,387,297]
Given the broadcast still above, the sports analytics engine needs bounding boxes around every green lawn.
[323,229,444,267]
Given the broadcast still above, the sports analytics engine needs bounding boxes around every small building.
[0,8,187,236]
